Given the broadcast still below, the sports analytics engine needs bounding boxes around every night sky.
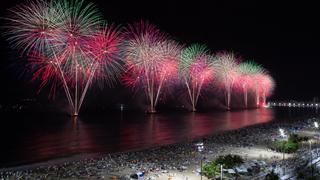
[0,0,319,106]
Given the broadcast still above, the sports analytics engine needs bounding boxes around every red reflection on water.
[119,108,274,151]
[1,108,274,166]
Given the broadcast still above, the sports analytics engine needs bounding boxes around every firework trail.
[81,24,124,110]
[4,0,123,115]
[237,61,264,108]
[180,44,215,111]
[258,74,275,106]
[252,73,266,106]
[123,21,181,113]
[215,52,239,110]
[3,0,276,113]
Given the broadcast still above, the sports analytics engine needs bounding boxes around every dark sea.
[0,107,318,168]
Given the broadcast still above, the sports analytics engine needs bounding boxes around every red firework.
[123,21,182,113]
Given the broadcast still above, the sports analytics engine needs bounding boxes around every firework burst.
[4,0,123,115]
[215,52,239,110]
[4,0,276,113]
[237,61,265,108]
[123,21,182,113]
[257,74,275,106]
[4,0,59,54]
[180,44,215,111]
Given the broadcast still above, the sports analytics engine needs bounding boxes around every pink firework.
[215,52,239,110]
[28,52,61,99]
[4,0,60,54]
[123,21,182,113]
[75,24,124,112]
[236,61,265,108]
[180,44,215,111]
[257,74,275,106]
[234,75,253,108]
[5,0,123,115]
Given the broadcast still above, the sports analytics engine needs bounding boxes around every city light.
[314,122,319,128]
[279,128,285,138]
[195,142,204,152]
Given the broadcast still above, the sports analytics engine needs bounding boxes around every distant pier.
[268,101,320,108]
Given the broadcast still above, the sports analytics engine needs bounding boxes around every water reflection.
[0,108,279,167]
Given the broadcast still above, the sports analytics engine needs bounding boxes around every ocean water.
[0,107,317,167]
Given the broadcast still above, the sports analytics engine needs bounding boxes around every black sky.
[0,0,319,105]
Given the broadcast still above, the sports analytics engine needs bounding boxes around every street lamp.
[195,142,204,180]
[309,140,314,177]
[220,164,223,180]
[279,128,286,175]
